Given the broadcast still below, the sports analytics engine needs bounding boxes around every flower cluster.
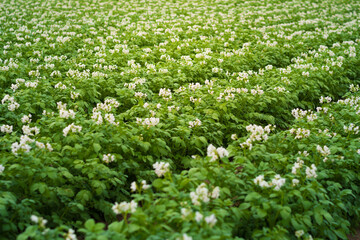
[189,118,202,128]
[57,102,76,119]
[206,144,229,162]
[291,109,318,122]
[305,164,317,179]
[64,229,77,240]
[0,125,13,133]
[30,215,47,228]
[254,174,286,191]
[190,183,220,205]
[112,200,138,214]
[130,180,150,192]
[316,145,331,162]
[136,117,160,128]
[102,154,115,163]
[194,212,217,227]
[289,128,311,139]
[344,123,359,134]
[1,94,20,111]
[153,161,170,177]
[240,124,274,150]
[159,88,172,101]
[63,123,82,137]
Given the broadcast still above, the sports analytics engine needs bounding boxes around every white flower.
[159,88,172,101]
[153,162,170,177]
[112,200,137,214]
[64,229,77,240]
[306,164,317,179]
[189,118,202,128]
[295,230,304,238]
[207,144,229,162]
[0,164,4,174]
[195,212,203,222]
[130,182,137,192]
[316,145,331,157]
[205,214,217,227]
[211,187,220,199]
[231,134,237,140]
[30,215,47,228]
[102,154,115,163]
[1,125,13,133]
[141,180,150,190]
[22,125,40,136]
[190,183,210,205]
[182,233,192,240]
[21,114,32,124]
[11,135,34,155]
[137,117,160,128]
[63,123,82,137]
[271,174,286,191]
[181,208,192,219]
[292,179,300,186]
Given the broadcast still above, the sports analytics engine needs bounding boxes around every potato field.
[1,0,360,239]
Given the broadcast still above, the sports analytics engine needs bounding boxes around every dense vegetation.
[1,0,360,239]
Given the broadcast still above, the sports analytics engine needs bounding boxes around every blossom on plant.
[0,125,13,133]
[21,114,32,124]
[211,187,220,199]
[112,200,137,214]
[289,128,310,139]
[181,234,192,240]
[271,174,286,191]
[190,183,210,205]
[231,134,237,140]
[30,215,47,228]
[130,181,137,192]
[103,154,115,163]
[241,124,274,150]
[189,118,202,128]
[316,145,331,162]
[305,164,317,179]
[254,174,285,190]
[63,123,82,137]
[141,180,150,190]
[11,135,34,155]
[22,125,40,136]
[64,229,77,240]
[207,144,229,162]
[1,94,20,111]
[319,96,332,104]
[0,164,4,174]
[181,208,192,219]
[344,123,359,134]
[195,211,203,222]
[205,214,217,227]
[292,158,304,175]
[137,117,160,128]
[295,230,304,238]
[292,179,300,186]
[159,88,172,101]
[153,161,170,177]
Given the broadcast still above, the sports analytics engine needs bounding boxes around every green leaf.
[84,219,95,230]
[245,192,261,202]
[152,179,163,188]
[128,224,140,233]
[280,207,291,221]
[93,143,101,153]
